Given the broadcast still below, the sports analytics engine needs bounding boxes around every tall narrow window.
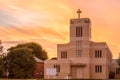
[95,50,102,58]
[76,27,82,37]
[54,65,60,73]
[80,27,82,37]
[76,40,82,48]
[61,51,67,58]
[95,65,102,73]
[99,50,102,57]
[76,50,82,57]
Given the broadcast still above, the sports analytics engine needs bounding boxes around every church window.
[95,65,102,73]
[61,51,67,58]
[54,65,60,73]
[76,40,82,48]
[95,50,102,58]
[76,50,82,57]
[76,27,82,37]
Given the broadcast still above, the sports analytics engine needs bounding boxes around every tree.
[116,53,120,78]
[50,57,57,60]
[0,40,4,77]
[109,71,115,79]
[3,47,36,78]
[117,53,120,67]
[0,56,4,77]
[0,40,3,53]
[8,42,48,60]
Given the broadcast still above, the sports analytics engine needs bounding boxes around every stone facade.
[44,9,113,79]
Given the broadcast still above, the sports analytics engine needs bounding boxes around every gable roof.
[34,56,43,63]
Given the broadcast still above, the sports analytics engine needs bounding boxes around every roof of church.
[112,59,119,63]
[34,56,43,63]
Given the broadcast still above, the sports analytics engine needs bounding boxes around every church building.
[44,9,113,79]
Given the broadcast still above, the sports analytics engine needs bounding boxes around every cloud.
[0,0,120,58]
[0,9,19,27]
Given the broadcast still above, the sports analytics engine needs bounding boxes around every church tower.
[68,9,92,78]
[69,9,91,59]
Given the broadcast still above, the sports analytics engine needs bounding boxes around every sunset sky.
[0,0,120,58]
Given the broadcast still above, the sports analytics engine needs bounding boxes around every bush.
[109,71,115,79]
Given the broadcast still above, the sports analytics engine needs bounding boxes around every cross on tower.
[77,9,82,18]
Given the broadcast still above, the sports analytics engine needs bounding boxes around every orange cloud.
[0,0,120,58]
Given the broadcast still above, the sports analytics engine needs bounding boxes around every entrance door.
[76,67,82,79]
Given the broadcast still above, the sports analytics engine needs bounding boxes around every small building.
[34,57,44,78]
[44,9,113,79]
